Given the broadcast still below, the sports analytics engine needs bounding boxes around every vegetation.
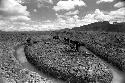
[24,34,113,83]
[0,21,125,83]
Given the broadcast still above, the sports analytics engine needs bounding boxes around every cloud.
[37,0,53,4]
[53,0,86,11]
[15,0,25,4]
[109,7,125,16]
[96,0,114,4]
[55,8,125,27]
[56,13,80,23]
[50,7,125,29]
[0,0,30,21]
[114,1,125,8]
[55,13,81,28]
[94,9,112,21]
[80,9,109,24]
[0,20,56,31]
[83,14,98,23]
[109,7,125,23]
[65,10,79,15]
[33,9,37,12]
[83,8,125,23]
[43,20,52,23]
[46,0,53,4]
[1,8,124,31]
[9,16,31,21]
[95,8,125,23]
[35,0,53,8]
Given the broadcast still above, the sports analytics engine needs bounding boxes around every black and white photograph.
[0,0,125,83]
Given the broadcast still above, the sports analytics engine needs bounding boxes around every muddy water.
[16,46,65,83]
[22,61,65,83]
[111,67,125,83]
[16,46,125,83]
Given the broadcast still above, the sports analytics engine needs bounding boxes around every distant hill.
[72,21,125,32]
[0,21,125,33]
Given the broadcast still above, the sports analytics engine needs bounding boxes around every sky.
[0,0,125,31]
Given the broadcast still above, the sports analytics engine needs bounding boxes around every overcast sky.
[0,0,125,31]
